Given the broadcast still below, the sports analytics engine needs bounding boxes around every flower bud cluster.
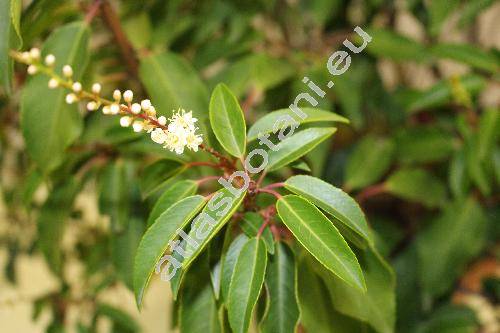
[11,48,203,154]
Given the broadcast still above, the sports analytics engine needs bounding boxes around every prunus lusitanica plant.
[0,1,498,332]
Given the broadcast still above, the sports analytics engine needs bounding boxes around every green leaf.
[394,127,456,164]
[260,242,299,333]
[147,180,198,227]
[417,304,478,333]
[266,127,336,172]
[209,83,247,158]
[38,179,81,275]
[363,28,428,62]
[431,43,499,73]
[0,0,22,93]
[139,52,209,118]
[247,108,347,142]
[138,159,185,197]
[426,0,460,36]
[228,237,268,333]
[180,284,222,333]
[133,195,206,308]
[344,136,394,190]
[315,248,396,333]
[220,234,249,302]
[477,108,500,161]
[449,150,470,200]
[385,168,447,208]
[20,21,89,172]
[417,198,487,299]
[276,195,365,291]
[96,303,140,332]
[241,212,274,254]
[284,175,372,245]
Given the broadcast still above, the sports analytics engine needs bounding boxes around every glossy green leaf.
[417,198,487,299]
[247,108,347,142]
[133,195,206,308]
[285,175,371,245]
[260,242,299,333]
[385,168,447,208]
[180,284,222,333]
[394,127,456,164]
[417,304,478,333]
[139,52,209,118]
[138,159,185,197]
[266,127,336,172]
[209,83,246,157]
[315,248,396,333]
[0,0,22,93]
[20,22,89,172]
[431,43,499,73]
[477,108,499,161]
[276,195,365,291]
[241,212,274,254]
[228,237,267,333]
[147,180,198,227]
[220,234,249,302]
[344,136,394,190]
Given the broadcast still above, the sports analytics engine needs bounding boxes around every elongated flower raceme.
[11,48,203,154]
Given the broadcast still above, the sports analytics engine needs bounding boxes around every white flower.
[44,54,56,66]
[48,78,58,89]
[92,83,101,94]
[150,128,168,144]
[27,65,37,75]
[186,131,203,151]
[123,90,133,103]
[120,116,132,127]
[87,101,97,111]
[157,116,167,126]
[170,109,197,130]
[72,82,82,93]
[113,89,121,101]
[65,93,77,104]
[29,48,40,60]
[110,103,120,115]
[131,103,141,114]
[132,120,144,132]
[62,65,73,77]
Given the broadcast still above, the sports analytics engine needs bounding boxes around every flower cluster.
[12,48,203,154]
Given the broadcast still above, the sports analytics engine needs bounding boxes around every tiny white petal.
[113,89,121,101]
[157,116,167,126]
[120,116,132,127]
[132,121,144,132]
[110,104,120,115]
[62,65,73,77]
[72,82,82,93]
[123,90,133,103]
[48,78,58,89]
[44,54,56,66]
[27,65,38,75]
[131,103,141,114]
[91,83,101,94]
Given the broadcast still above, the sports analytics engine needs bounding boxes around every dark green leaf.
[0,0,22,93]
[241,212,274,254]
[220,234,248,302]
[138,159,185,197]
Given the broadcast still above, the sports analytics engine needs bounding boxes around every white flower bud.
[102,106,111,114]
[72,82,82,93]
[29,48,40,60]
[113,89,121,101]
[62,65,73,78]
[146,105,156,116]
[44,54,56,66]
[120,116,132,127]
[157,116,167,126]
[141,99,151,111]
[86,101,97,111]
[91,83,101,94]
[131,103,141,114]
[123,90,133,103]
[27,65,38,75]
[110,104,120,115]
[48,78,59,89]
[65,93,77,104]
[132,120,144,132]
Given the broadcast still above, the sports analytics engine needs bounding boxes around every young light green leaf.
[284,175,371,245]
[344,136,394,191]
[363,28,429,62]
[385,168,447,208]
[228,238,267,333]
[260,242,299,333]
[266,127,336,172]
[0,0,22,94]
[431,43,499,73]
[147,180,198,227]
[241,212,274,254]
[209,83,247,157]
[133,195,206,308]
[276,195,365,291]
[220,234,249,302]
[21,22,89,172]
[138,159,185,197]
[247,108,347,142]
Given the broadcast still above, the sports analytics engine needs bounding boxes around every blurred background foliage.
[0,0,499,332]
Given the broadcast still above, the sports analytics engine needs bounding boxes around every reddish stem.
[196,176,221,186]
[263,182,285,190]
[84,0,102,24]
[186,161,221,169]
[256,188,283,199]
[355,183,386,203]
[257,219,270,238]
